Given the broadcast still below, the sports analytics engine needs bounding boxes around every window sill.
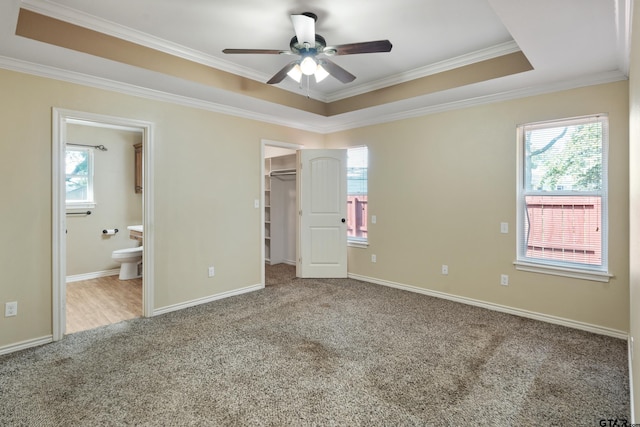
[348,240,369,249]
[66,202,96,210]
[514,260,613,283]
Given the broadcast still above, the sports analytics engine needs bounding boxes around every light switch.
[371,215,377,224]
[500,222,508,234]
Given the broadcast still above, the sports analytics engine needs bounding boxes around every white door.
[297,149,348,278]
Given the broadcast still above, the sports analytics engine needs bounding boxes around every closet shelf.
[265,153,296,266]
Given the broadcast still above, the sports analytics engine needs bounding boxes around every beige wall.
[0,68,323,348]
[0,66,631,355]
[66,125,143,276]
[628,0,640,417]
[326,81,629,334]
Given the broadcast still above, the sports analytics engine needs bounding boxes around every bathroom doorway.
[52,109,155,341]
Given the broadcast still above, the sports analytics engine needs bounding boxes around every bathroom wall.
[65,124,143,277]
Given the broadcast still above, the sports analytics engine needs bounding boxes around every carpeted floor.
[0,264,629,426]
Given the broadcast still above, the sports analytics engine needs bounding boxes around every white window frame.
[65,147,96,209]
[347,146,368,248]
[515,114,612,282]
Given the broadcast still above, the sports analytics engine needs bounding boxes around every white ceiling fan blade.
[291,14,315,45]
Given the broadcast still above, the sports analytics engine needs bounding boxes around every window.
[65,147,95,208]
[347,146,368,245]
[516,115,609,281]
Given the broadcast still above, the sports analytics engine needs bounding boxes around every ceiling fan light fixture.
[287,64,302,83]
[300,56,317,76]
[223,12,392,86]
[314,64,329,82]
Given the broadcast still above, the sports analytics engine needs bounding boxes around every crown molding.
[0,55,627,135]
[19,0,523,104]
[19,0,328,101]
[18,0,266,82]
[323,40,522,102]
[0,55,327,133]
[321,70,629,133]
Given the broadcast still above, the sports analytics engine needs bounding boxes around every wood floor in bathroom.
[66,275,142,334]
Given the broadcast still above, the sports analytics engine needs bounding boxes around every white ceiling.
[0,0,631,133]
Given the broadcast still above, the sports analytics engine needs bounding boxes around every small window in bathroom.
[65,147,95,209]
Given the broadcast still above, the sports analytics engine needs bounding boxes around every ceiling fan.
[222,12,392,85]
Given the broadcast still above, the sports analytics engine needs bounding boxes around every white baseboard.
[153,283,264,316]
[267,260,296,266]
[349,273,628,340]
[0,284,263,355]
[66,269,120,283]
[0,335,53,356]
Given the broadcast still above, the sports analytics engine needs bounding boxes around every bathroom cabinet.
[134,143,142,193]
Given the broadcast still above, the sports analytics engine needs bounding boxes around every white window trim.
[66,201,97,210]
[65,147,96,209]
[515,114,611,282]
[514,260,613,283]
[348,238,369,248]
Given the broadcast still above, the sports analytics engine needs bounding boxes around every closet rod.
[270,169,296,176]
[67,143,108,151]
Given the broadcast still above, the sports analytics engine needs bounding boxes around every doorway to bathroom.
[52,109,155,341]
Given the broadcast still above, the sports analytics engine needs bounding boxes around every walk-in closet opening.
[261,140,301,286]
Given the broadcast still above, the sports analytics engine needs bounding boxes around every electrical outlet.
[500,274,509,286]
[208,266,215,277]
[5,301,17,317]
[441,265,448,275]
[371,254,377,263]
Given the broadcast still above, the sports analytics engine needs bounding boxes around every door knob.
[341,218,346,223]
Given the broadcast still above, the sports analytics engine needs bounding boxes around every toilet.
[112,246,143,280]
